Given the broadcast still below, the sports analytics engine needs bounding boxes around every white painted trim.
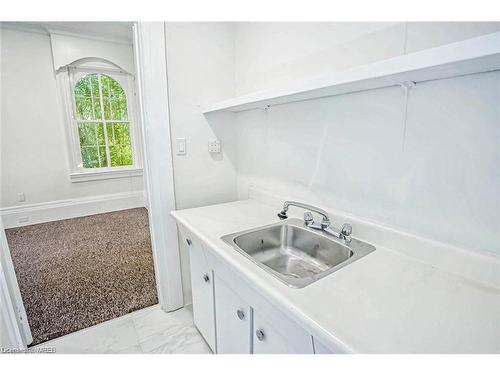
[55,62,143,178]
[1,218,32,348]
[56,57,133,76]
[133,22,184,312]
[1,23,133,46]
[70,167,143,182]
[0,22,49,36]
[1,191,145,229]
[0,266,25,349]
[47,27,132,46]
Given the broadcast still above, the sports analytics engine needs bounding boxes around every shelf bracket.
[395,80,416,152]
[395,80,416,95]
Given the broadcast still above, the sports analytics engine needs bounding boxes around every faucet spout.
[279,201,329,222]
[277,201,353,244]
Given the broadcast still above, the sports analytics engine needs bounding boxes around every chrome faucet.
[277,201,352,243]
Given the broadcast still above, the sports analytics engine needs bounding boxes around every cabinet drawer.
[214,275,251,353]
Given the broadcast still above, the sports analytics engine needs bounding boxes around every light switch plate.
[18,192,26,202]
[176,138,186,155]
[208,140,221,153]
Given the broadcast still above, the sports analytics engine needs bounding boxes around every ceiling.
[3,21,133,43]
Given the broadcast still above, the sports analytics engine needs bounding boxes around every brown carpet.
[5,208,158,346]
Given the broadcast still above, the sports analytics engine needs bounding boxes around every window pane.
[75,97,102,120]
[79,123,107,168]
[75,97,93,120]
[83,146,107,168]
[109,98,128,121]
[75,73,132,170]
[109,145,133,167]
[78,123,96,146]
[74,77,91,97]
[78,122,105,146]
[89,74,100,98]
[107,123,131,146]
[103,98,128,121]
[98,146,108,167]
[102,74,126,100]
[81,146,100,168]
[103,99,111,120]
[100,75,128,121]
[107,123,132,166]
[101,74,111,97]
[75,74,102,120]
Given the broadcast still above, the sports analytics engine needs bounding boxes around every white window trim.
[69,167,143,182]
[56,60,143,182]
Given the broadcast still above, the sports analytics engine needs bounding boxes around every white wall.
[50,32,135,73]
[165,22,237,210]
[164,23,237,303]
[0,28,143,211]
[161,22,500,304]
[235,22,403,94]
[232,22,500,255]
[234,22,500,94]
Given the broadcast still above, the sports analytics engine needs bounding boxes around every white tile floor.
[35,305,212,354]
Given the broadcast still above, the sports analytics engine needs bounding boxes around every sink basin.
[221,218,376,288]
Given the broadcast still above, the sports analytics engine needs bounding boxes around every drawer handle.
[236,309,245,320]
[256,328,265,341]
[203,273,210,283]
[186,238,192,246]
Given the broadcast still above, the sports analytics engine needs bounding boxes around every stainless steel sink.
[221,218,376,288]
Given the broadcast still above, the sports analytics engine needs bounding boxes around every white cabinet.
[312,337,338,354]
[214,273,314,354]
[181,227,329,355]
[214,275,251,353]
[252,309,314,354]
[185,233,216,352]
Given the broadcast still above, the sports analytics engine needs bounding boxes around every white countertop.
[172,199,500,353]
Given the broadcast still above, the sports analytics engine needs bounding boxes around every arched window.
[56,58,141,181]
[73,73,133,168]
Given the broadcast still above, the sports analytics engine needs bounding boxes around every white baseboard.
[1,191,146,229]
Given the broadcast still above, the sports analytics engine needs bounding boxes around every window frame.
[57,61,143,182]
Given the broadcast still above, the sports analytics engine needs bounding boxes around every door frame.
[0,217,32,348]
[132,22,184,311]
[0,22,184,349]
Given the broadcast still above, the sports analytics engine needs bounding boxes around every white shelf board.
[203,31,500,114]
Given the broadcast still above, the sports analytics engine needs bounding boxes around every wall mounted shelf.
[202,31,500,114]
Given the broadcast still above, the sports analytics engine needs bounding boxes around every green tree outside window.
[74,74,133,168]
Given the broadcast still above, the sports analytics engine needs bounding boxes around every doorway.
[1,22,183,348]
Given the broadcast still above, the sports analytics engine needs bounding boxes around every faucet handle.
[303,212,314,225]
[341,223,352,236]
[340,223,352,243]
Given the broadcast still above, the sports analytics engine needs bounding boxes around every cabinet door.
[313,337,339,354]
[187,235,216,352]
[214,275,251,354]
[252,310,314,354]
